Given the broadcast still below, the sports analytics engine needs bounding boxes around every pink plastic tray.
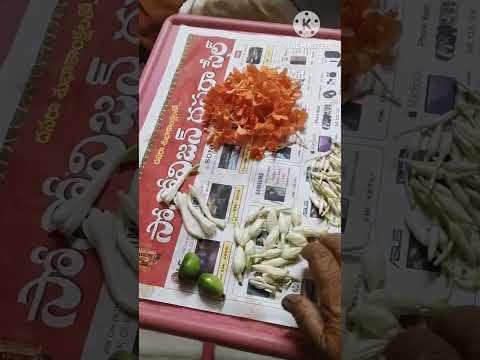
[139,14,340,359]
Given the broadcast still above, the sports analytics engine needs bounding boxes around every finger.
[307,233,341,263]
[282,295,324,346]
[384,327,462,360]
[302,241,341,314]
[282,294,341,360]
[428,306,480,360]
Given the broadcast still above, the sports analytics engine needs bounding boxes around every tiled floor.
[140,329,281,360]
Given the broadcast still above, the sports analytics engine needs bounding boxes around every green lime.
[198,273,225,300]
[179,252,201,281]
[109,351,137,360]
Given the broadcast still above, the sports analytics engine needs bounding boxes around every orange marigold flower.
[250,146,266,160]
[203,65,307,160]
[341,0,401,94]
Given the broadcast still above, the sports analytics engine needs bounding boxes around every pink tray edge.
[140,301,304,359]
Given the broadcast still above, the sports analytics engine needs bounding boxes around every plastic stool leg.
[202,342,215,360]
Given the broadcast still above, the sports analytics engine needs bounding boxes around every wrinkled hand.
[385,306,480,360]
[282,234,341,360]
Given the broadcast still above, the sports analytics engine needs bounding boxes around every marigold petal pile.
[342,0,401,94]
[203,65,308,160]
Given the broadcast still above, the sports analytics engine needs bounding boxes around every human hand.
[282,234,341,360]
[385,306,480,360]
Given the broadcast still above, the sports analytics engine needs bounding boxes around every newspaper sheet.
[139,25,341,327]
[343,0,480,305]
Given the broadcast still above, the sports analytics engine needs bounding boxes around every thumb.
[428,306,480,360]
[282,294,341,360]
[384,327,462,360]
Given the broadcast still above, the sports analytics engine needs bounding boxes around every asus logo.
[435,1,458,61]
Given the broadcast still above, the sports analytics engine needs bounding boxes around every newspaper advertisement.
[344,0,480,305]
[139,25,341,327]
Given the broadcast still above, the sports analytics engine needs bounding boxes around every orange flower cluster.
[203,65,308,160]
[342,0,401,93]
